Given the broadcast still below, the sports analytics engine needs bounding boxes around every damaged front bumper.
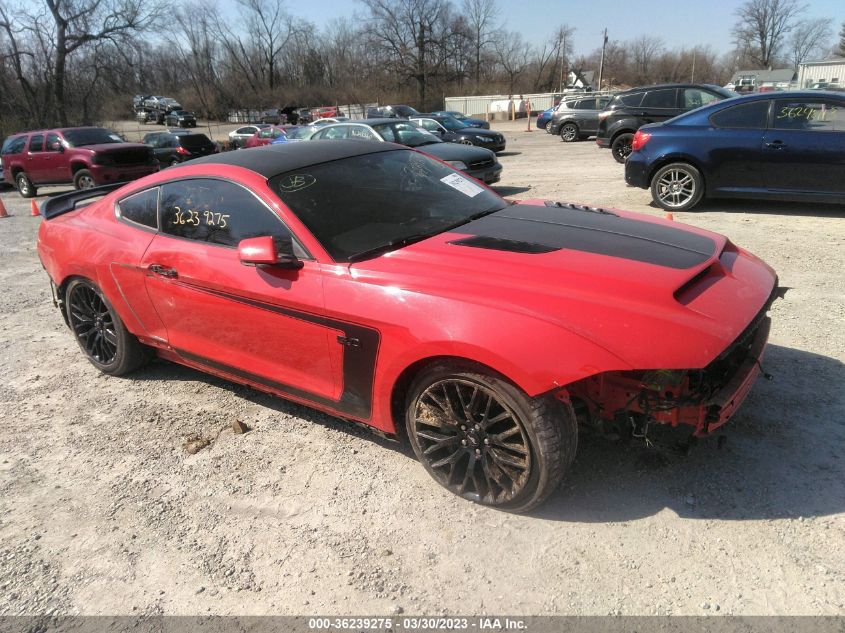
[568,288,776,439]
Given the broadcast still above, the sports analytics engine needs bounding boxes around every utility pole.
[691,48,696,83]
[597,28,608,91]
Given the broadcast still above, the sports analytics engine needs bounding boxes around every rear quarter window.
[616,93,645,107]
[710,101,770,129]
[1,136,27,155]
[117,188,159,230]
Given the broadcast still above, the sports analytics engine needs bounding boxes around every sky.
[278,0,844,59]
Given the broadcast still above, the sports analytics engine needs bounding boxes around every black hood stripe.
[448,204,716,269]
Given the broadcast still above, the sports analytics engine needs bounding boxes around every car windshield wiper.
[438,207,504,232]
[347,234,434,263]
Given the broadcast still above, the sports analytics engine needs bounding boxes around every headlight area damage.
[565,287,777,444]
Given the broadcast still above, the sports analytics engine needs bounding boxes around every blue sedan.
[625,91,845,211]
[535,107,556,130]
[428,110,490,129]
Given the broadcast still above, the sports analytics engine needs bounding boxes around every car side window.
[772,100,839,132]
[641,89,677,108]
[417,119,440,132]
[577,99,596,110]
[710,101,770,129]
[320,126,348,140]
[682,88,721,109]
[117,188,159,230]
[1,136,27,155]
[29,135,44,152]
[348,126,376,140]
[617,93,645,107]
[46,133,61,151]
[159,178,300,252]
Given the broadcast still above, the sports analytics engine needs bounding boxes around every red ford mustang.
[37,141,778,512]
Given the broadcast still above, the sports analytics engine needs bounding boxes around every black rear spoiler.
[41,182,128,220]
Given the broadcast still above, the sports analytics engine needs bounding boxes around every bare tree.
[237,0,301,90]
[461,0,498,88]
[630,35,664,83]
[42,0,163,125]
[839,20,845,55]
[788,18,831,68]
[359,0,451,109]
[493,30,530,94]
[732,0,805,68]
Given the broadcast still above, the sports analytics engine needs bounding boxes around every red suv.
[1,127,158,198]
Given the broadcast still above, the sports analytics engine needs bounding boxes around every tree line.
[0,0,842,137]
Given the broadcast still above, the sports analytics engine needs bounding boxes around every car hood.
[414,142,496,162]
[351,200,777,370]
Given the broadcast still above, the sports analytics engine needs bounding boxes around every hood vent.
[448,235,560,254]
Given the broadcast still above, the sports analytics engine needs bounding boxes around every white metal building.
[797,56,845,89]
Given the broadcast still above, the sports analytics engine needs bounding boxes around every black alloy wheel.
[611,133,634,163]
[406,365,577,512]
[65,279,150,375]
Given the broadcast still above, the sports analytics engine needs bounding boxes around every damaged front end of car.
[566,287,777,444]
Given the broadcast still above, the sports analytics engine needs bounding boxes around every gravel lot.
[1,119,843,617]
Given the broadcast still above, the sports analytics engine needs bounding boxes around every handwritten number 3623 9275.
[173,206,229,229]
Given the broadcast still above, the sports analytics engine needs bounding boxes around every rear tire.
[650,162,704,211]
[15,172,36,198]
[65,278,151,376]
[611,132,634,163]
[73,169,96,190]
[405,363,577,513]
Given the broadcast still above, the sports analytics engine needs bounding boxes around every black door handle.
[149,264,178,279]
[766,141,786,149]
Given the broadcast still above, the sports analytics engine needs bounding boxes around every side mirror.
[238,236,303,270]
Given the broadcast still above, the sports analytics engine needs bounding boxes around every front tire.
[560,123,579,142]
[73,169,96,190]
[405,364,577,513]
[611,133,634,163]
[15,172,36,198]
[65,279,150,376]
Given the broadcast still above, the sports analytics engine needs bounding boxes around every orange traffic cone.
[664,212,674,221]
[30,199,39,217]
[0,197,9,219]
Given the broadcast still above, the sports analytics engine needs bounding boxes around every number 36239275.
[172,206,230,228]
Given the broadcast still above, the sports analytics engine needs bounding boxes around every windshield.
[438,116,468,131]
[63,128,123,147]
[173,110,190,116]
[271,149,507,262]
[394,105,420,117]
[372,122,441,147]
[447,111,468,120]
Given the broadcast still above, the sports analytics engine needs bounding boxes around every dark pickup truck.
[1,127,158,197]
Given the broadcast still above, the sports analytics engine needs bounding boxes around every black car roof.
[187,139,403,177]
